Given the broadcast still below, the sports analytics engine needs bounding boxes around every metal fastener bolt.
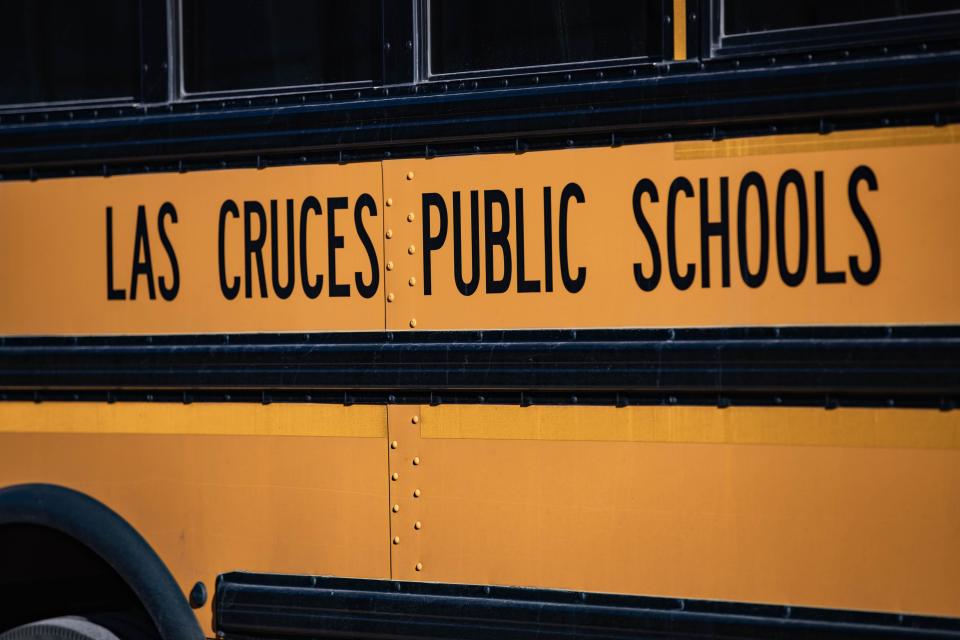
[408,277,416,286]
[386,229,393,239]
[189,581,207,609]
[393,536,400,544]
[387,292,395,302]
[407,245,416,255]
[386,261,395,271]
[392,472,399,481]
[413,489,421,497]
[386,197,394,206]
[391,440,398,449]
[409,318,417,328]
[415,563,423,571]
[412,456,420,466]
[411,415,420,424]
[414,521,422,530]
[392,504,400,513]
[407,212,415,222]
[406,171,415,180]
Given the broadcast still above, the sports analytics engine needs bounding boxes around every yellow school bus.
[1,1,959,639]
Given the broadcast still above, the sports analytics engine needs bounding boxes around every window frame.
[419,0,674,82]
[0,0,170,113]
[709,0,960,58]
[175,0,414,100]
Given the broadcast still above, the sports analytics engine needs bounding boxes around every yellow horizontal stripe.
[421,405,960,449]
[0,402,385,437]
[675,124,960,160]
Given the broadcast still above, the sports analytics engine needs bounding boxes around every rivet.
[409,318,417,328]
[386,197,394,206]
[386,261,395,271]
[392,504,400,513]
[413,456,420,466]
[393,536,400,544]
[406,212,415,222]
[413,489,421,497]
[414,521,422,530]
[408,277,417,286]
[386,229,393,239]
[406,171,415,180]
[411,415,420,424]
[415,562,423,571]
[390,440,398,449]
[387,292,395,302]
[407,245,416,255]
[392,472,399,480]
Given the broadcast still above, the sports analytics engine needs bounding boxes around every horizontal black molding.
[0,46,958,178]
[213,572,960,640]
[0,326,958,409]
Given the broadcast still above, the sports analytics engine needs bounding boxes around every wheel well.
[0,484,204,640]
[0,523,154,633]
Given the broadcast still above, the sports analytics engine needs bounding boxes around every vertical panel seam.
[379,160,388,332]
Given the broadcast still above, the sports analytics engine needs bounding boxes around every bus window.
[724,0,960,34]
[715,0,960,55]
[181,0,380,94]
[428,0,663,76]
[0,0,139,107]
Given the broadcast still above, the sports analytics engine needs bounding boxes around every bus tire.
[0,616,123,640]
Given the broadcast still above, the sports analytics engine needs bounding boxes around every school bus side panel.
[0,162,385,335]
[388,404,960,618]
[382,127,960,332]
[0,403,391,636]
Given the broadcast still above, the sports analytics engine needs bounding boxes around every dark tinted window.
[0,0,140,107]
[725,0,960,34]
[182,0,379,93]
[429,0,662,75]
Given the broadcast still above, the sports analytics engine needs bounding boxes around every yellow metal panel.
[2,401,958,622]
[0,401,385,437]
[380,125,960,330]
[1,126,957,334]
[421,404,960,449]
[0,162,385,335]
[405,404,960,617]
[673,0,687,61]
[0,404,390,637]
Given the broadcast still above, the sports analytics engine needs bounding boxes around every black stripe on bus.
[0,326,957,409]
[213,572,960,640]
[0,47,958,180]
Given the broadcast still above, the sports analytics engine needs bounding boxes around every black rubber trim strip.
[0,47,958,177]
[0,484,204,640]
[213,572,960,639]
[0,326,958,408]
